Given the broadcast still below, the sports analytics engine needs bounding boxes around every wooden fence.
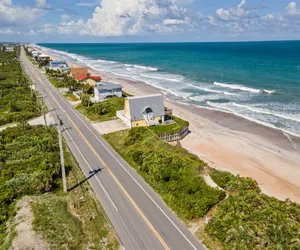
[158,126,189,142]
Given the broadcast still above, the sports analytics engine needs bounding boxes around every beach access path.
[20,49,206,250]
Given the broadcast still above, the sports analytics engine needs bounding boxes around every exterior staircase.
[144,113,156,126]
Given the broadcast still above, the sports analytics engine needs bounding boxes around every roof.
[96,82,122,91]
[38,54,50,58]
[50,60,67,65]
[127,94,165,121]
[70,67,88,77]
[76,74,89,81]
[90,76,101,81]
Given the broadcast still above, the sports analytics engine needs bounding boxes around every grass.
[64,92,80,102]
[104,127,300,249]
[0,49,41,126]
[202,169,300,250]
[104,127,225,220]
[0,125,60,248]
[32,195,83,249]
[46,74,65,88]
[0,125,119,249]
[150,116,189,135]
[122,91,133,97]
[76,97,124,122]
[30,139,119,250]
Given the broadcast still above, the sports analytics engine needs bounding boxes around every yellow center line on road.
[27,59,171,250]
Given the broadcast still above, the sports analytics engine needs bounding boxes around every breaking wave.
[213,82,275,94]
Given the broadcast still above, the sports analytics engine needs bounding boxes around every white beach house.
[94,82,122,102]
[49,60,70,72]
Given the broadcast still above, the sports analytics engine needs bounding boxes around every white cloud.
[0,27,20,35]
[84,0,191,36]
[35,0,50,9]
[61,14,70,21]
[216,0,249,21]
[76,2,96,7]
[1,0,300,40]
[208,15,216,26]
[0,0,43,26]
[163,18,187,25]
[57,19,86,35]
[0,0,12,5]
[286,2,300,18]
[216,8,233,21]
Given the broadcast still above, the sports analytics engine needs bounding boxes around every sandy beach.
[40,49,300,203]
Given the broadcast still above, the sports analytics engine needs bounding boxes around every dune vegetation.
[204,169,300,250]
[105,127,300,249]
[76,97,125,122]
[104,127,225,220]
[0,50,40,126]
[0,125,61,248]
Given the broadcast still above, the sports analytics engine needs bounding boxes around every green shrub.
[150,116,189,135]
[94,102,112,115]
[81,94,91,107]
[76,97,124,122]
[210,169,260,192]
[124,127,154,145]
[105,127,225,220]
[205,192,300,249]
[0,50,40,125]
[0,126,60,246]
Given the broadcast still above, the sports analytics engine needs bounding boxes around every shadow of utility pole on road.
[68,168,104,191]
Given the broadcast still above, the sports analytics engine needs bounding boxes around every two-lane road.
[21,48,206,250]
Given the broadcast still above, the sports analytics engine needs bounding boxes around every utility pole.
[37,94,47,129]
[56,113,67,193]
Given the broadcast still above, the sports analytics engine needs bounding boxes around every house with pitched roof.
[70,67,88,78]
[117,94,168,127]
[75,74,102,86]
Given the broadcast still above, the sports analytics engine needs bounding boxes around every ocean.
[37,41,300,136]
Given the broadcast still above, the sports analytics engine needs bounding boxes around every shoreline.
[36,47,300,203]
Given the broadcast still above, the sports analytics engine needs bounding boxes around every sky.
[0,0,300,42]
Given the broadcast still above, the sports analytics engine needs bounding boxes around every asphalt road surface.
[20,48,206,250]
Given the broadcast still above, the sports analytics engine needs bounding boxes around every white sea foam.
[36,44,298,137]
[213,82,275,94]
[189,84,238,96]
[97,59,117,64]
[124,64,158,71]
[206,101,300,138]
[232,103,300,123]
[134,65,158,71]
[140,73,182,82]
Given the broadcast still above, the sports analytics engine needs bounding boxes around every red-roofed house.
[75,74,102,87]
[75,74,89,82]
[87,76,102,86]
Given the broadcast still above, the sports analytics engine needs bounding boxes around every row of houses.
[29,49,71,73]
[0,44,15,52]
[69,67,123,102]
[68,67,173,129]
[25,48,177,132]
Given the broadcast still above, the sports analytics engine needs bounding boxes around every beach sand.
[40,49,300,203]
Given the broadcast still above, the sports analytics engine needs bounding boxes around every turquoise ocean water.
[37,42,300,136]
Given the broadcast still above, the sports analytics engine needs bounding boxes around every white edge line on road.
[45,70,199,250]
[65,129,119,212]
[37,78,119,212]
[25,52,198,250]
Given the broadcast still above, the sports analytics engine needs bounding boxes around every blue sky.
[1,0,300,42]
